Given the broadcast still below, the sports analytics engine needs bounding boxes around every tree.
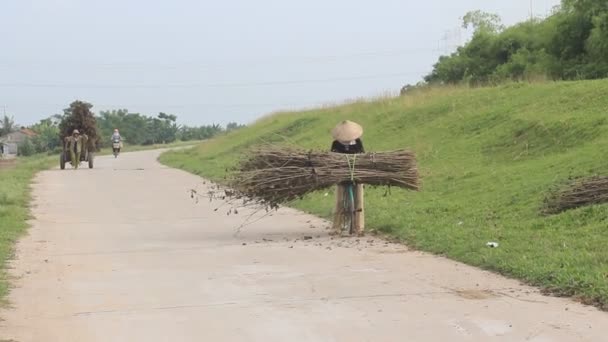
[30,118,61,153]
[584,9,608,78]
[18,137,35,156]
[587,13,608,58]
[462,10,505,33]
[97,109,229,145]
[561,0,607,16]
[177,123,226,141]
[154,112,179,144]
[0,115,15,136]
[424,2,608,84]
[226,122,245,132]
[58,101,101,150]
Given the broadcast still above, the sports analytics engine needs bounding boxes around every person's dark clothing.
[330,139,364,154]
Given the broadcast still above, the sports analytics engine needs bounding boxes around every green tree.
[98,109,150,146]
[177,123,226,141]
[97,109,237,145]
[18,137,35,156]
[0,115,15,136]
[226,122,245,132]
[462,10,505,33]
[30,118,61,153]
[561,0,607,16]
[584,11,608,78]
[425,1,608,84]
[153,113,179,144]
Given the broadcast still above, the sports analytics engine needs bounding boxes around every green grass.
[160,80,608,310]
[0,155,55,304]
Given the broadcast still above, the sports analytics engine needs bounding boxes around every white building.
[0,128,37,157]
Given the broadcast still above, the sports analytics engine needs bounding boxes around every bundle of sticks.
[230,146,419,206]
[543,176,608,214]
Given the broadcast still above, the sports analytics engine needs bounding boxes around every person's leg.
[74,152,80,169]
[70,150,76,168]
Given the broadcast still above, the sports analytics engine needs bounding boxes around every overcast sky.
[1,0,560,126]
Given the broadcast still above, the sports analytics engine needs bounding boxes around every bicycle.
[341,182,357,235]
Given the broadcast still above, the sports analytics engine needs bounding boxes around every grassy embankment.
[161,80,608,309]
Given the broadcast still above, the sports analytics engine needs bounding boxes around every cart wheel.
[60,153,66,170]
[88,153,94,169]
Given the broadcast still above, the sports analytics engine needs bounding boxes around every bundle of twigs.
[230,146,419,206]
[543,176,608,214]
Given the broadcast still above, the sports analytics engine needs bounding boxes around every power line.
[3,102,312,109]
[94,103,297,109]
[0,47,439,70]
[0,71,423,89]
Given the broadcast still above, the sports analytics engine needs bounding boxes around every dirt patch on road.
[454,289,499,300]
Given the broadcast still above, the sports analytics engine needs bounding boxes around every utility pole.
[530,0,534,20]
[436,26,463,56]
[440,31,449,55]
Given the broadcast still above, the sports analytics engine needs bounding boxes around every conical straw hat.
[331,120,363,142]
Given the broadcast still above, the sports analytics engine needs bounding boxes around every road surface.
[1,150,607,341]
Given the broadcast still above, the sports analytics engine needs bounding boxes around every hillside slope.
[160,80,608,309]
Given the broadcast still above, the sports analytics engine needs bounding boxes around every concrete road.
[1,150,607,342]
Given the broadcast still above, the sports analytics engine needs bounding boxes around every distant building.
[0,128,37,157]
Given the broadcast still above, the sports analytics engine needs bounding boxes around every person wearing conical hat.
[331,120,364,154]
[330,120,365,235]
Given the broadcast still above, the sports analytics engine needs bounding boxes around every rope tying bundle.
[345,155,357,182]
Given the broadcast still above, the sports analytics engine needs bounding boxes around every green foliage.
[226,122,246,132]
[17,138,35,157]
[462,10,505,33]
[29,118,61,153]
[161,80,608,310]
[585,12,608,76]
[562,0,607,15]
[97,110,230,146]
[427,1,608,84]
[147,112,178,144]
[0,115,15,136]
[177,124,224,141]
